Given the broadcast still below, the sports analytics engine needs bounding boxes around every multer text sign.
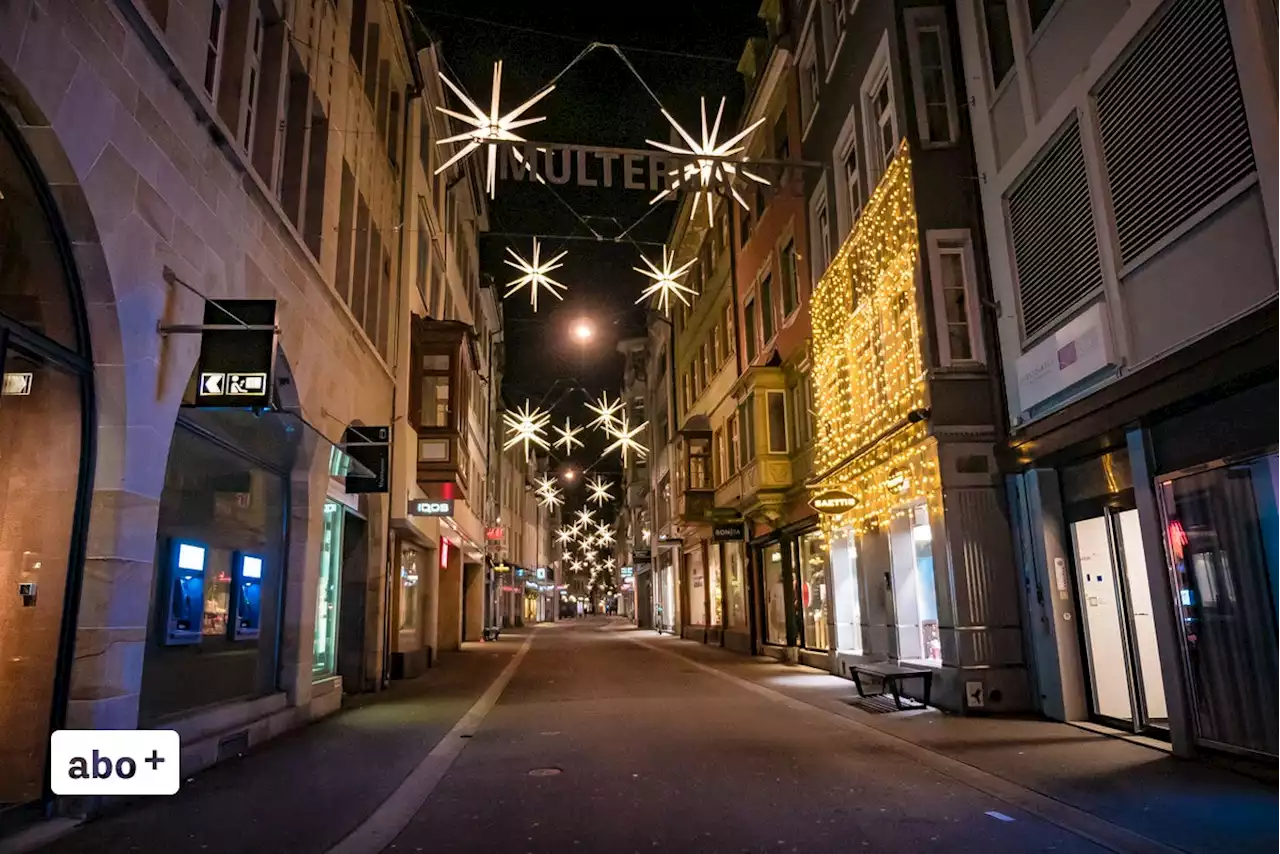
[193,300,277,408]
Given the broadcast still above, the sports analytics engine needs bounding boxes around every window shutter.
[1096,0,1254,266]
[1007,120,1104,340]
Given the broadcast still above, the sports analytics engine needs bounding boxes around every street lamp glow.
[572,320,594,342]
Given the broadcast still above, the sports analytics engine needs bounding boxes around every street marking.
[326,633,535,854]
[987,811,1016,822]
[628,634,1180,854]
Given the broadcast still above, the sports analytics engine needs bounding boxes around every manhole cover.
[528,767,562,777]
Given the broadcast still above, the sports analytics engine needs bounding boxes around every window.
[870,72,896,170]
[242,10,264,148]
[716,207,731,266]
[713,428,725,484]
[387,91,401,167]
[773,112,790,163]
[696,344,707,394]
[928,231,984,364]
[744,298,758,363]
[762,542,787,644]
[983,1,1015,86]
[349,0,368,68]
[760,272,775,344]
[724,541,747,628]
[723,303,736,360]
[889,504,941,663]
[810,186,832,283]
[766,391,787,453]
[419,353,451,427]
[399,547,420,631]
[711,320,723,368]
[682,371,692,415]
[738,397,755,464]
[314,500,345,675]
[726,414,740,475]
[1027,0,1058,32]
[907,9,959,146]
[778,239,798,319]
[792,375,813,447]
[203,0,226,97]
[700,341,711,387]
[801,57,819,127]
[842,139,862,225]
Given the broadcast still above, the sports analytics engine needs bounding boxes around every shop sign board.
[620,566,634,578]
[633,548,651,562]
[712,523,744,542]
[193,299,277,409]
[408,499,454,517]
[1015,302,1116,411]
[535,567,547,580]
[344,425,390,493]
[811,489,859,514]
[493,564,511,573]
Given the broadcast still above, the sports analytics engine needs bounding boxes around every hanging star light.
[503,239,568,312]
[646,96,769,227]
[535,475,559,499]
[555,527,575,546]
[634,247,698,315]
[602,414,649,467]
[538,487,563,510]
[569,559,584,573]
[586,476,614,505]
[503,400,551,461]
[585,391,625,434]
[595,525,615,546]
[603,557,616,571]
[435,60,554,198]
[574,507,596,527]
[553,418,584,454]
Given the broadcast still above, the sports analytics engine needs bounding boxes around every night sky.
[407,2,763,518]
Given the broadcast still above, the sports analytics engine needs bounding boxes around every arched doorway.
[0,99,96,806]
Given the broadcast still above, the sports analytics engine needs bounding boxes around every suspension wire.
[602,44,669,113]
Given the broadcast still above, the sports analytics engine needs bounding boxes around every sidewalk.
[4,633,527,854]
[636,628,1277,854]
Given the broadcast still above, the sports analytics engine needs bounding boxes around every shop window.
[798,530,830,651]
[708,544,723,626]
[889,504,941,663]
[399,546,420,631]
[762,542,787,644]
[830,528,862,653]
[686,548,706,625]
[766,391,788,453]
[1158,454,1279,756]
[724,541,747,628]
[313,499,344,675]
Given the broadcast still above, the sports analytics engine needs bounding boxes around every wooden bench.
[850,661,933,710]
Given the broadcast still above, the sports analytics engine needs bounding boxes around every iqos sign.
[409,499,454,517]
[811,489,859,514]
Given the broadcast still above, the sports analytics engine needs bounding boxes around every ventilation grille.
[1007,120,1104,341]
[1097,0,1255,266]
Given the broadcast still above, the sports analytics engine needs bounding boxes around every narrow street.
[26,620,1275,854]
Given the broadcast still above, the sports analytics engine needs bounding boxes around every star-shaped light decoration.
[538,487,563,510]
[503,401,551,461]
[646,96,769,227]
[634,247,698,315]
[602,414,649,467]
[574,507,596,527]
[595,525,615,546]
[553,418,584,454]
[603,557,616,571]
[435,60,554,198]
[586,391,625,435]
[586,476,614,506]
[535,475,559,500]
[555,527,575,546]
[503,239,568,312]
[569,559,584,573]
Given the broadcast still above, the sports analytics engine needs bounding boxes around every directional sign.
[192,300,276,408]
[2,372,34,396]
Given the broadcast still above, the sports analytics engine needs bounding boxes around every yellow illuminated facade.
[810,141,940,531]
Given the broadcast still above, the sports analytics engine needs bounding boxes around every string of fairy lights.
[810,142,941,535]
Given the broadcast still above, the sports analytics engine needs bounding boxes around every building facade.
[956,0,1278,756]
[0,0,508,816]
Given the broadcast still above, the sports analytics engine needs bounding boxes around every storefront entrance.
[1069,504,1168,731]
[0,115,95,808]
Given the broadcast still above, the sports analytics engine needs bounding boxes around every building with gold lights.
[797,0,1026,712]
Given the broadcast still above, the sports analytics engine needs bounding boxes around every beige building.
[0,0,500,815]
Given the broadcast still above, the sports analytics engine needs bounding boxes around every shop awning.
[177,406,375,479]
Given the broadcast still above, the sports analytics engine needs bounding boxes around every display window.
[313,499,345,676]
[762,542,787,644]
[888,504,940,664]
[723,542,747,628]
[708,544,723,626]
[829,528,862,653]
[399,546,422,632]
[686,546,707,625]
[797,530,830,651]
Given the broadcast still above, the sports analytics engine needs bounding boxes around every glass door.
[1069,505,1168,731]
[312,500,344,676]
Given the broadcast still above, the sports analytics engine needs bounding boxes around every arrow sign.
[200,373,225,395]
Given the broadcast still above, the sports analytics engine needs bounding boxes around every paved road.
[373,619,1101,854]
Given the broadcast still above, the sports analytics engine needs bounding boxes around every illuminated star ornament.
[634,247,698,315]
[555,527,575,546]
[553,418,584,454]
[586,476,614,506]
[435,60,554,197]
[535,475,559,499]
[602,414,649,467]
[647,96,769,226]
[503,401,551,461]
[574,507,596,527]
[538,487,563,510]
[586,391,625,434]
[503,239,568,312]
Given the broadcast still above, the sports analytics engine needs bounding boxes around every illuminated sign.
[712,523,744,542]
[193,299,276,408]
[811,489,859,514]
[2,372,33,395]
[535,567,547,580]
[620,566,634,578]
[409,499,455,517]
[486,526,504,540]
[493,564,511,573]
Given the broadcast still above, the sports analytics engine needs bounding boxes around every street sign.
[712,523,744,542]
[193,300,277,408]
[408,499,454,517]
[344,425,390,494]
